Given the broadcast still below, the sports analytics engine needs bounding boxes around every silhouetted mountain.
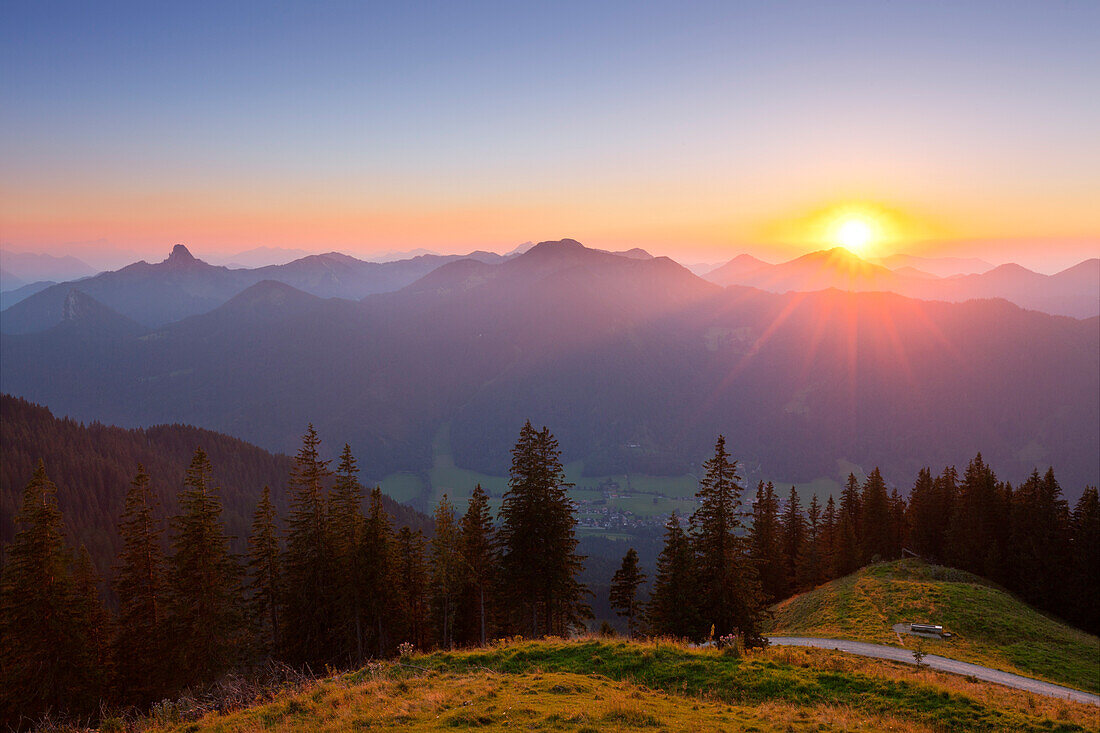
[705,249,1099,317]
[0,249,97,283]
[51,289,145,338]
[0,279,56,310]
[0,394,431,579]
[2,240,1095,494]
[874,253,994,276]
[0,266,26,291]
[0,245,515,333]
[207,245,314,268]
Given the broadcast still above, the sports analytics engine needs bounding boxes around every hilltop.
[768,560,1100,693]
[137,638,1099,733]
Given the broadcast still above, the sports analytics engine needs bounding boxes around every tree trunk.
[479,586,486,646]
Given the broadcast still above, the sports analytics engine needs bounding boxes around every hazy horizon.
[3,1,1098,275]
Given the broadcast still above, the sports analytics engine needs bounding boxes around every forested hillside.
[0,395,429,575]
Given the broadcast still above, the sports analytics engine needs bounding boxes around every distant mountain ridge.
[3,239,1096,495]
[0,394,431,579]
[0,244,515,333]
[705,248,1099,318]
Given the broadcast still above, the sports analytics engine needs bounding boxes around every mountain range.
[1,239,1096,494]
[704,247,1099,318]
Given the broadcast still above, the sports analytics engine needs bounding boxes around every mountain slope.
[1,240,1096,491]
[705,249,1100,318]
[0,395,430,580]
[768,560,1100,693]
[0,245,512,333]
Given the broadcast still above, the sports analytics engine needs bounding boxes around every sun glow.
[835,217,874,255]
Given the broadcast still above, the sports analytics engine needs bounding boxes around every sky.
[2,0,1098,272]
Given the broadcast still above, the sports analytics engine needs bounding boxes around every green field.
[769,559,1100,694]
[147,638,1099,733]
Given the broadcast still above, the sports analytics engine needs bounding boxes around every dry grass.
[128,637,1099,733]
[769,559,1100,693]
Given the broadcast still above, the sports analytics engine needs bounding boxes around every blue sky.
[2,1,1098,266]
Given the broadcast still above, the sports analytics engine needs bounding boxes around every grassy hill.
[137,638,1098,732]
[768,559,1100,694]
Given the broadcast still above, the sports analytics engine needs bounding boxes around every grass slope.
[768,560,1100,694]
[147,639,1098,733]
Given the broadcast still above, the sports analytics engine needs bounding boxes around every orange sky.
[3,2,1098,273]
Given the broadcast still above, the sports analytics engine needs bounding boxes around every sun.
[835,217,874,255]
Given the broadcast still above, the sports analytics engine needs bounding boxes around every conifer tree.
[246,486,281,658]
[361,487,395,656]
[887,488,907,557]
[498,422,590,637]
[166,448,245,687]
[70,546,111,711]
[820,495,839,576]
[1011,468,1071,611]
[1070,487,1099,633]
[646,513,698,637]
[859,468,891,563]
[749,481,785,601]
[459,484,495,646]
[690,436,765,645]
[795,494,823,589]
[113,464,169,703]
[906,468,938,560]
[281,424,335,665]
[609,548,646,637]
[329,445,366,661]
[430,495,463,649]
[394,526,430,649]
[780,486,805,594]
[946,454,1001,579]
[0,463,82,722]
[835,473,862,575]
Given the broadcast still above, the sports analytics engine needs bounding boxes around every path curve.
[766,636,1099,706]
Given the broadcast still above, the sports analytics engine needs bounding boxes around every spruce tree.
[0,463,82,722]
[690,436,765,645]
[609,548,646,637]
[795,494,823,589]
[780,486,805,595]
[430,495,463,650]
[887,488,907,558]
[835,473,862,574]
[361,487,396,656]
[394,526,430,650]
[859,468,891,563]
[70,546,111,712]
[498,422,590,637]
[946,454,1001,579]
[459,484,495,646]
[820,495,839,578]
[749,481,784,602]
[246,485,281,658]
[281,424,335,665]
[646,513,698,637]
[1070,487,1099,633]
[112,464,169,703]
[329,445,366,662]
[1011,468,1071,611]
[166,448,245,687]
[906,468,938,560]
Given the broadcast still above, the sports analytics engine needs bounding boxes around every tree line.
[2,421,1097,728]
[0,421,590,728]
[632,452,1098,640]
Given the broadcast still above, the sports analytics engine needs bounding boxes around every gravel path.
[767,636,1100,706]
